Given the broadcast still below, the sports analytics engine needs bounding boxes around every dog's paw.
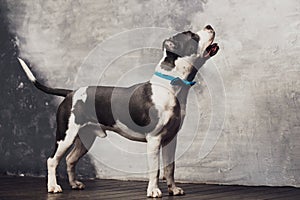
[147,187,162,198]
[70,180,85,190]
[168,186,184,196]
[48,184,62,193]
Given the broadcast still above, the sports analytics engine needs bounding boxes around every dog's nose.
[205,25,213,30]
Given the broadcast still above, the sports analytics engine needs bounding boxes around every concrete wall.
[1,0,300,187]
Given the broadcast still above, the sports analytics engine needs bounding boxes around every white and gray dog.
[18,25,219,198]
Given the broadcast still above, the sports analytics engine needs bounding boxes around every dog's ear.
[162,39,177,52]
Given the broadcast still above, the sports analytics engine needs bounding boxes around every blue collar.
[154,71,196,86]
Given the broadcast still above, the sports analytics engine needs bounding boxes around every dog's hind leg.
[47,110,80,193]
[66,136,88,190]
[66,123,103,189]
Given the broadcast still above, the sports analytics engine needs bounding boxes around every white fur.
[72,87,88,107]
[150,83,176,126]
[197,29,215,56]
[17,58,36,82]
[112,120,148,141]
[47,158,62,193]
[174,56,197,79]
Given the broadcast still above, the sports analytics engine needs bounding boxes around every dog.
[18,25,219,198]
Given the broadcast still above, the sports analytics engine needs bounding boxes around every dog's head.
[161,25,219,71]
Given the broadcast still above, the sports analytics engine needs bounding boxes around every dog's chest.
[150,84,178,126]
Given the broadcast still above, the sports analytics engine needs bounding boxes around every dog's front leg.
[162,136,184,196]
[146,135,162,198]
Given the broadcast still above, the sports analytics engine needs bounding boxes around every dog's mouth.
[204,43,219,58]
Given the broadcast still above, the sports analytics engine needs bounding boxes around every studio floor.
[0,175,300,200]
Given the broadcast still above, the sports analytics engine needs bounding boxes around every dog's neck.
[150,51,208,92]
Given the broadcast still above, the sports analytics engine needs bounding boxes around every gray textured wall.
[1,0,300,187]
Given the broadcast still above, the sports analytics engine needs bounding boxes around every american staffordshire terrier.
[18,25,219,198]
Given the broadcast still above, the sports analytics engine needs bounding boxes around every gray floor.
[0,176,300,200]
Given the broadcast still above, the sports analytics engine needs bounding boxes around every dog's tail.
[17,58,72,97]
